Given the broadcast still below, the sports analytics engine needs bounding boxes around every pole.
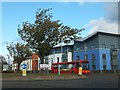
[58,42,62,75]
[84,43,87,60]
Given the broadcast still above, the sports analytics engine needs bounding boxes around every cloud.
[85,17,118,35]
[84,2,119,35]
[104,3,118,23]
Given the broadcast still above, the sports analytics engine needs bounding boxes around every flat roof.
[76,31,120,42]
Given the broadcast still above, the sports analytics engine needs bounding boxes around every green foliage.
[17,8,84,64]
[7,42,32,71]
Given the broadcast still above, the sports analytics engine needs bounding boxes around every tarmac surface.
[1,73,119,88]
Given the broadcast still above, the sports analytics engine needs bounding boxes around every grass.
[1,72,87,80]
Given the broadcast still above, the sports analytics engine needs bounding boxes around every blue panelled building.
[73,31,120,71]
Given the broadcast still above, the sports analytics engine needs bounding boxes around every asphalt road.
[2,73,119,88]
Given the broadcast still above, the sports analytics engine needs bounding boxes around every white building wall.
[68,52,72,62]
[46,52,73,69]
[20,59,32,71]
[48,52,72,63]
[68,52,73,68]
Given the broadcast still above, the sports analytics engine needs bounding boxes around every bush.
[2,70,14,73]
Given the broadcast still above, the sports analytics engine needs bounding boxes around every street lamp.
[58,41,62,75]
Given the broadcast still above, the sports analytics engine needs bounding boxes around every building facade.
[73,31,120,71]
[45,42,74,69]
[12,54,40,71]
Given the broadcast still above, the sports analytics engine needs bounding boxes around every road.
[2,73,119,88]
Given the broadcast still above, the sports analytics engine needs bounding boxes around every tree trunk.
[38,50,44,64]
[39,55,44,64]
[41,55,44,64]
[17,62,21,71]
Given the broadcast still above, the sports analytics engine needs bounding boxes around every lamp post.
[58,41,62,75]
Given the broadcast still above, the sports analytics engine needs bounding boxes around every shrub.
[2,70,14,73]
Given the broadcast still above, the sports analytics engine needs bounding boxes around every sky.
[0,1,119,63]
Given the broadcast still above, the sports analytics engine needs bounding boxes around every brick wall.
[32,54,38,70]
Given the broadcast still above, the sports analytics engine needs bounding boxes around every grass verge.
[1,72,87,80]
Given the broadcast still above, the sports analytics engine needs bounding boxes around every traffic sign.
[22,63,27,69]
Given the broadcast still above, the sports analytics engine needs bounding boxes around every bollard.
[22,69,26,76]
[78,67,82,75]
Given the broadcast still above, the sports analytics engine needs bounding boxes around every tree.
[7,42,32,71]
[18,8,84,64]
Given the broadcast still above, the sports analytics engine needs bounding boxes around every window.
[103,65,106,70]
[110,45,115,49]
[51,58,53,63]
[91,44,95,49]
[84,54,88,60]
[92,65,96,70]
[62,58,67,62]
[112,65,118,70]
[76,48,80,51]
[102,54,106,65]
[56,50,61,54]
[102,54,106,59]
[92,54,96,70]
[102,54,106,70]
[82,62,89,70]
[62,48,67,53]
[57,57,59,63]
[102,44,106,48]
[77,56,80,61]
[92,54,95,65]
[84,44,87,49]
[112,55,117,61]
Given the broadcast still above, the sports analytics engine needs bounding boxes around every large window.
[92,54,96,70]
[57,57,59,63]
[77,56,80,61]
[92,65,96,70]
[84,54,88,60]
[111,50,118,70]
[102,54,106,65]
[102,54,106,70]
[103,65,106,70]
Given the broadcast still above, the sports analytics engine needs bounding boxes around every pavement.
[1,73,119,88]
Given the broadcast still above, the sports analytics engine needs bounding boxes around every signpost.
[40,64,50,74]
[22,63,27,76]
[40,64,49,69]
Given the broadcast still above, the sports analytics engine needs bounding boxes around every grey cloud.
[104,2,118,23]
[84,2,119,36]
